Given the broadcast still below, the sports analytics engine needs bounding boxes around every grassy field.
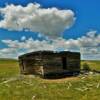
[0,59,100,100]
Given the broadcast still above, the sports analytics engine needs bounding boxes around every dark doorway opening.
[62,57,67,69]
[22,60,24,71]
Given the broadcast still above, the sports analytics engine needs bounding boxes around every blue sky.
[0,0,100,40]
[0,0,100,59]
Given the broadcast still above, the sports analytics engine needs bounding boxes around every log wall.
[19,58,43,75]
[42,56,63,74]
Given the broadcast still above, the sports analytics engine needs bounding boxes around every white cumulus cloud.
[0,3,75,38]
[21,36,26,41]
[0,31,100,60]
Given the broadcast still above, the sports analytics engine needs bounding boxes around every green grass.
[0,59,100,100]
[81,60,100,71]
[0,59,19,80]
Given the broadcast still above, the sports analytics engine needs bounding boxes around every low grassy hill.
[81,60,100,71]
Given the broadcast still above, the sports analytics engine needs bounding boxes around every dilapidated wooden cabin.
[19,51,80,78]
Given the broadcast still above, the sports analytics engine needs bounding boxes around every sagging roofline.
[19,50,80,59]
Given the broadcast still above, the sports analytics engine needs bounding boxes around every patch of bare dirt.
[41,76,79,83]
